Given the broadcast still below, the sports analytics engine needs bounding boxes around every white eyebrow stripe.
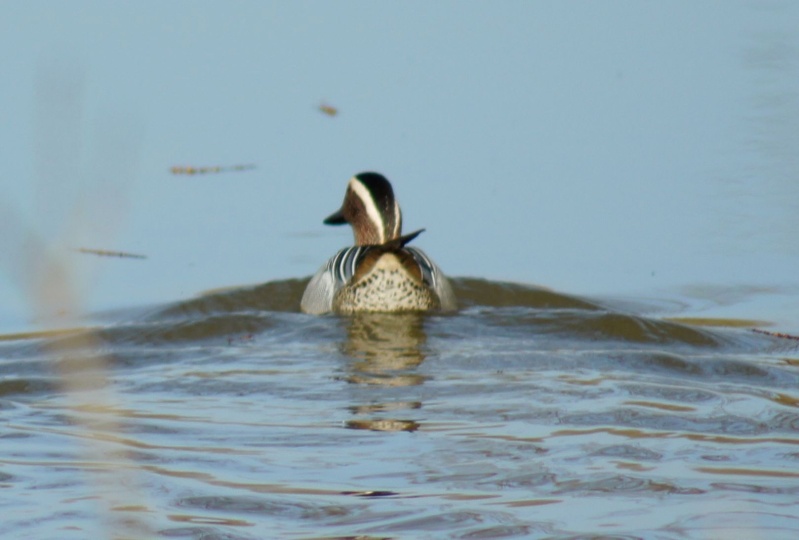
[349,177,386,243]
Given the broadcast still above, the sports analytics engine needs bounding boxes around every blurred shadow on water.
[0,59,151,539]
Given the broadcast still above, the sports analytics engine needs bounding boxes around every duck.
[300,172,456,314]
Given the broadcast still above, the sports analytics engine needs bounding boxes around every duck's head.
[324,172,403,246]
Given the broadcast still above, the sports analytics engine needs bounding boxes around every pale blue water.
[1,1,798,330]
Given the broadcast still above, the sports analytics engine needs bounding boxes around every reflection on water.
[2,277,798,538]
[342,313,427,383]
[341,313,427,432]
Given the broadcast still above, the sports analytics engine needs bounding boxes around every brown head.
[324,172,403,246]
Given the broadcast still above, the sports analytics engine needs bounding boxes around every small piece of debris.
[170,164,256,175]
[75,248,146,260]
[318,103,338,117]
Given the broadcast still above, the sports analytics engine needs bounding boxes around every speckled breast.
[333,253,439,314]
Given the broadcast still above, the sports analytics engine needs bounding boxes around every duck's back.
[300,245,455,315]
[333,250,437,314]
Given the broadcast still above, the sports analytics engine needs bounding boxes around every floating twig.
[318,103,338,117]
[169,164,256,175]
[751,328,799,341]
[75,248,147,260]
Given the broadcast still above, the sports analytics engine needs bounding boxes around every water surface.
[2,278,797,539]
[2,2,799,537]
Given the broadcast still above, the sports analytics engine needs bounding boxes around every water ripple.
[1,278,798,538]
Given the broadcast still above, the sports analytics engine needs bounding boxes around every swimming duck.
[300,172,456,314]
